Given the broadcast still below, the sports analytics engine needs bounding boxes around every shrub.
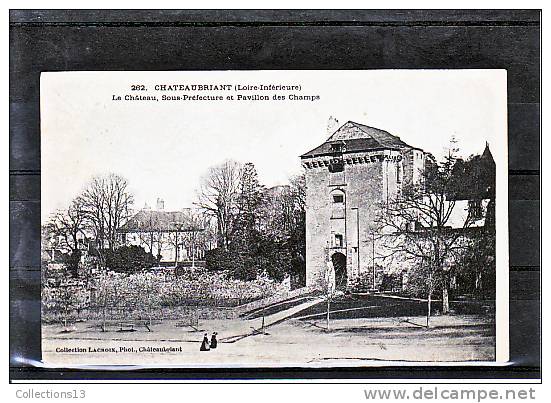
[230,255,258,281]
[205,247,238,272]
[42,268,286,323]
[61,250,81,278]
[104,245,157,273]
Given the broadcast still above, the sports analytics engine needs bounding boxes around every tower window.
[330,191,346,219]
[333,194,344,203]
[334,234,344,247]
[328,159,344,173]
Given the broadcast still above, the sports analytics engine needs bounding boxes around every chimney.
[156,198,165,211]
[327,115,340,136]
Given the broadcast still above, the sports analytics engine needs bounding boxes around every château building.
[300,121,426,289]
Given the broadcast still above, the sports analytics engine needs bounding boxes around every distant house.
[395,143,496,295]
[118,199,215,265]
[41,224,90,265]
[446,142,496,230]
[41,226,64,264]
[445,143,496,295]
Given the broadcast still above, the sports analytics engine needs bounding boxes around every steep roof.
[120,209,195,232]
[300,121,417,158]
[481,142,495,163]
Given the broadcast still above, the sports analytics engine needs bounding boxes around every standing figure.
[200,333,210,351]
[210,332,218,349]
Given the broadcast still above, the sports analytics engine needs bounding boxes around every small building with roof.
[118,201,213,266]
[445,142,496,229]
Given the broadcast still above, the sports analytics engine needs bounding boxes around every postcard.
[40,70,508,366]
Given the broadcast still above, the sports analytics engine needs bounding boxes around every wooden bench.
[175,314,201,332]
[118,322,135,331]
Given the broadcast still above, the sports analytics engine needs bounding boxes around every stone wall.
[304,150,408,289]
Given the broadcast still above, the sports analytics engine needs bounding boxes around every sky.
[41,70,507,223]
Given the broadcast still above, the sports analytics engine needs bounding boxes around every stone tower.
[300,121,425,290]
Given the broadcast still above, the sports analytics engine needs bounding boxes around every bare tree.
[46,198,88,255]
[44,198,89,277]
[77,173,134,265]
[178,210,213,264]
[134,213,165,258]
[92,272,120,331]
[311,258,337,331]
[376,147,480,327]
[195,160,243,250]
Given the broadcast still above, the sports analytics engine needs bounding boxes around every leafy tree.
[205,247,239,272]
[91,271,123,331]
[257,173,306,285]
[61,250,82,278]
[196,161,306,284]
[231,162,265,279]
[248,234,291,282]
[285,174,306,288]
[454,226,496,299]
[310,257,337,331]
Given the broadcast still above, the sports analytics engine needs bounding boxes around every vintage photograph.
[40,70,508,366]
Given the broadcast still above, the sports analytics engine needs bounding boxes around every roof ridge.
[325,121,352,142]
[301,121,417,158]
[351,121,402,140]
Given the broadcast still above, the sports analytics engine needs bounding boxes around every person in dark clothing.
[200,333,210,351]
[210,332,218,349]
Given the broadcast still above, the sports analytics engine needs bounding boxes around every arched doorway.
[331,252,347,290]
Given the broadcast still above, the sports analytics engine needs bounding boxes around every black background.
[9,9,541,381]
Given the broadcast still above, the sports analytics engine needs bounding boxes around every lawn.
[41,294,495,366]
[288,294,493,321]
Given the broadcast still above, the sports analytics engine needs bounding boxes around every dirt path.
[222,297,325,343]
[258,296,325,327]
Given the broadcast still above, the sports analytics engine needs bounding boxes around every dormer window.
[330,140,345,154]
